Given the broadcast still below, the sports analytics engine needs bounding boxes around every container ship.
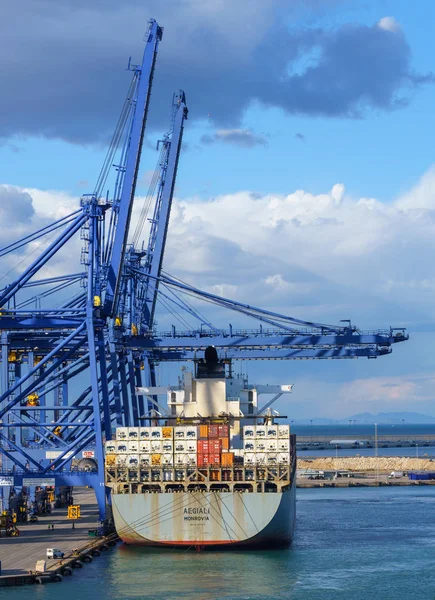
[105,348,296,549]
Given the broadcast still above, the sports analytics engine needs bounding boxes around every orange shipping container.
[221,437,229,451]
[106,454,116,466]
[151,453,162,465]
[162,427,173,439]
[199,425,209,439]
[221,452,234,466]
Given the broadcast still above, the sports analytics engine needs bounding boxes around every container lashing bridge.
[0,19,408,525]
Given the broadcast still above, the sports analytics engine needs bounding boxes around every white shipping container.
[255,425,266,438]
[186,440,197,453]
[116,427,128,441]
[256,439,267,453]
[117,441,129,454]
[278,452,290,464]
[116,455,127,466]
[139,454,151,466]
[267,453,278,466]
[267,440,278,452]
[128,427,140,440]
[186,426,197,440]
[186,453,197,466]
[163,470,173,481]
[162,440,174,453]
[139,427,151,439]
[150,426,162,439]
[266,425,278,438]
[162,453,174,466]
[139,441,151,453]
[243,439,256,452]
[151,441,163,453]
[256,453,267,466]
[278,424,290,438]
[243,425,255,438]
[244,452,256,466]
[278,439,290,452]
[105,441,117,454]
[174,453,187,466]
[127,454,139,467]
[174,440,187,453]
[128,441,139,452]
[174,426,186,439]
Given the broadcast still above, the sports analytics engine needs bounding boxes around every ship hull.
[111,480,296,548]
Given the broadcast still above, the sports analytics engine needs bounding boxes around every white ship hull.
[111,479,296,548]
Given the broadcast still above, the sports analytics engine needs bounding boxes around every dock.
[0,487,117,586]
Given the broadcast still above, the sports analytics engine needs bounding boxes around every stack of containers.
[197,424,232,467]
[242,423,291,466]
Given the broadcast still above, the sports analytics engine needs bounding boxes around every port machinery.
[0,18,408,525]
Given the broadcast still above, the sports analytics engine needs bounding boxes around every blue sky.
[1,0,435,419]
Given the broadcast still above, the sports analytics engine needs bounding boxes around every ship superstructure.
[105,350,296,548]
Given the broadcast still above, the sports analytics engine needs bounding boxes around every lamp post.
[335,444,338,459]
[374,422,378,484]
[416,444,419,459]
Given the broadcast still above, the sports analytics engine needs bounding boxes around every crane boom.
[103,19,163,318]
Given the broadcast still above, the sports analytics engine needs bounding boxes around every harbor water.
[5,486,435,599]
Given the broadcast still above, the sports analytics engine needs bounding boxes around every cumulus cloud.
[0,2,431,143]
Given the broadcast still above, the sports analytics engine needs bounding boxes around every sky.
[1,0,435,420]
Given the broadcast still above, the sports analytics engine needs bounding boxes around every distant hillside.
[344,412,435,424]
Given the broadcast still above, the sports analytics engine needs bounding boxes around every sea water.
[5,486,435,599]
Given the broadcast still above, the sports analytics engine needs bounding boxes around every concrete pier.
[0,487,100,578]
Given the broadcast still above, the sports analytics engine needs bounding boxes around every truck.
[387,471,404,479]
[46,548,64,559]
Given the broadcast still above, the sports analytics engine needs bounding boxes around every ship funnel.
[196,346,225,379]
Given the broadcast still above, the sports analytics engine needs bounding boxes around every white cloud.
[377,17,401,34]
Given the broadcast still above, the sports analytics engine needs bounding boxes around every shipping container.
[221,437,229,451]
[186,426,197,439]
[244,452,256,466]
[117,442,129,454]
[174,426,186,439]
[267,440,278,452]
[139,427,151,439]
[128,441,139,452]
[266,425,278,439]
[162,440,174,453]
[116,455,127,466]
[139,441,151,453]
[105,441,117,454]
[174,440,187,453]
[256,453,267,466]
[278,452,290,464]
[162,426,173,439]
[106,454,116,466]
[267,453,278,465]
[256,440,266,453]
[128,454,139,467]
[197,440,209,454]
[278,439,290,452]
[197,454,210,467]
[163,469,173,481]
[186,453,197,466]
[221,452,234,466]
[243,425,255,438]
[151,440,163,453]
[116,427,128,440]
[210,439,222,453]
[139,454,151,466]
[256,425,266,438]
[150,426,162,439]
[218,424,229,438]
[174,453,188,466]
[209,424,219,439]
[186,440,197,453]
[278,424,290,438]
[151,453,162,466]
[244,439,256,452]
[199,424,209,439]
[162,453,174,466]
[128,427,140,440]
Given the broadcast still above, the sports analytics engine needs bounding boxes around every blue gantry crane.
[0,19,408,525]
